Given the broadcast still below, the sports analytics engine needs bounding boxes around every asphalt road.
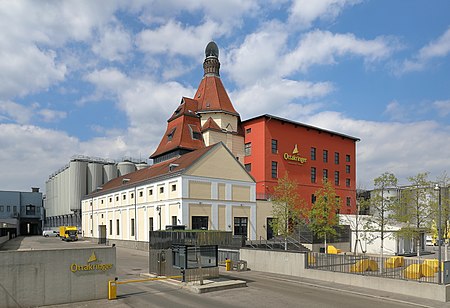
[2,236,449,308]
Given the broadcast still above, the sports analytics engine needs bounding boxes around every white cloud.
[224,28,397,86]
[288,0,362,29]
[280,30,396,76]
[0,101,33,124]
[399,27,450,74]
[38,109,67,122]
[136,19,226,58]
[433,100,450,117]
[231,79,334,118]
[92,25,132,62]
[303,112,450,188]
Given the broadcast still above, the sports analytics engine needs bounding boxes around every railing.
[246,236,309,252]
[306,252,442,284]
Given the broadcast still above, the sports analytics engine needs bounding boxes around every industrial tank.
[69,160,87,212]
[103,163,118,183]
[117,161,136,176]
[136,162,148,170]
[87,162,103,193]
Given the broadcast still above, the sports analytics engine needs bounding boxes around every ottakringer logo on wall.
[283,144,307,165]
[70,251,114,273]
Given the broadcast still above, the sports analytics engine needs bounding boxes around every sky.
[0,0,449,192]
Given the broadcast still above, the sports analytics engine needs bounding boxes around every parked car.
[42,230,59,237]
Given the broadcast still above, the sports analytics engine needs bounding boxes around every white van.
[43,230,59,237]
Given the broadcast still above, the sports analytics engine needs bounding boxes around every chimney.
[32,187,40,193]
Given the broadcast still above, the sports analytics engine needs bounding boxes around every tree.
[308,179,340,252]
[365,172,398,260]
[394,172,436,257]
[436,172,450,260]
[270,173,306,250]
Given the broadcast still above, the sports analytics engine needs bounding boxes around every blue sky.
[0,0,449,191]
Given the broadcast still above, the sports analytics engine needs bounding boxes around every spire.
[203,41,220,77]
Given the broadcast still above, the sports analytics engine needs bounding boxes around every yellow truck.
[59,226,78,242]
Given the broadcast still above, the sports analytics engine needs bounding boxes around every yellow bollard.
[108,280,117,300]
[225,259,231,271]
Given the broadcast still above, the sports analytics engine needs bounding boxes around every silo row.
[45,158,147,218]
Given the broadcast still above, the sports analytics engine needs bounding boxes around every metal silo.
[103,163,118,183]
[117,161,136,176]
[136,162,148,170]
[88,162,103,193]
[69,160,87,212]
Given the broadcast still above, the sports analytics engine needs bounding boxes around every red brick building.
[242,114,359,214]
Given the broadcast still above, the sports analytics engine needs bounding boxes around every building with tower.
[81,41,358,243]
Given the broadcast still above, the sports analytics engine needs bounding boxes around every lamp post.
[435,184,442,285]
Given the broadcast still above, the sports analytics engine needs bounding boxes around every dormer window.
[174,107,182,115]
[189,124,202,141]
[167,128,176,141]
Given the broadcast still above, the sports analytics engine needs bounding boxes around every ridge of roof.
[242,114,360,141]
[89,144,219,197]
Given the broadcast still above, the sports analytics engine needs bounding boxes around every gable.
[185,143,254,183]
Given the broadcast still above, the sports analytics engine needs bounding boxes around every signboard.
[172,244,218,269]
[283,144,307,165]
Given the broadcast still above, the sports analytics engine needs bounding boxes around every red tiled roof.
[167,97,199,122]
[201,117,222,132]
[97,144,218,195]
[194,76,238,116]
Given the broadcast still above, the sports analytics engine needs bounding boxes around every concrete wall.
[0,247,116,307]
[0,234,9,245]
[240,248,450,302]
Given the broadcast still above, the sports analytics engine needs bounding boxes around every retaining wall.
[0,247,116,307]
[240,248,450,302]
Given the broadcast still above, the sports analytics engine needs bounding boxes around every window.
[159,187,164,194]
[271,161,278,178]
[123,195,126,200]
[131,193,134,199]
[13,206,17,213]
[192,216,208,230]
[171,184,176,191]
[334,152,340,164]
[109,197,112,202]
[167,128,176,141]
[139,191,143,197]
[116,219,120,235]
[244,143,252,156]
[245,163,251,172]
[271,139,278,154]
[101,200,104,204]
[323,150,328,163]
[311,167,316,183]
[149,217,154,232]
[109,220,112,235]
[323,169,328,180]
[346,178,351,187]
[101,214,104,218]
[346,154,351,162]
[334,171,340,185]
[311,194,316,204]
[346,165,350,173]
[131,219,135,237]
[26,205,35,215]
[311,147,316,160]
[116,196,119,201]
[346,197,351,207]
[172,216,177,225]
[234,217,248,237]
[246,128,251,134]
[149,189,153,196]
[192,131,202,140]
[335,196,341,207]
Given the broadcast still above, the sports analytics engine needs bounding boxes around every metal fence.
[306,252,442,284]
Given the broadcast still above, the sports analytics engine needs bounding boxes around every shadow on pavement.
[0,236,25,251]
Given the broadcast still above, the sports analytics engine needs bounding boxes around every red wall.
[243,116,357,214]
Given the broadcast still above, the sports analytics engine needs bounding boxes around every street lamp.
[435,183,442,285]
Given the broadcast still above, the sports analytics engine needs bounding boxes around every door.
[98,225,107,244]
[266,218,274,240]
